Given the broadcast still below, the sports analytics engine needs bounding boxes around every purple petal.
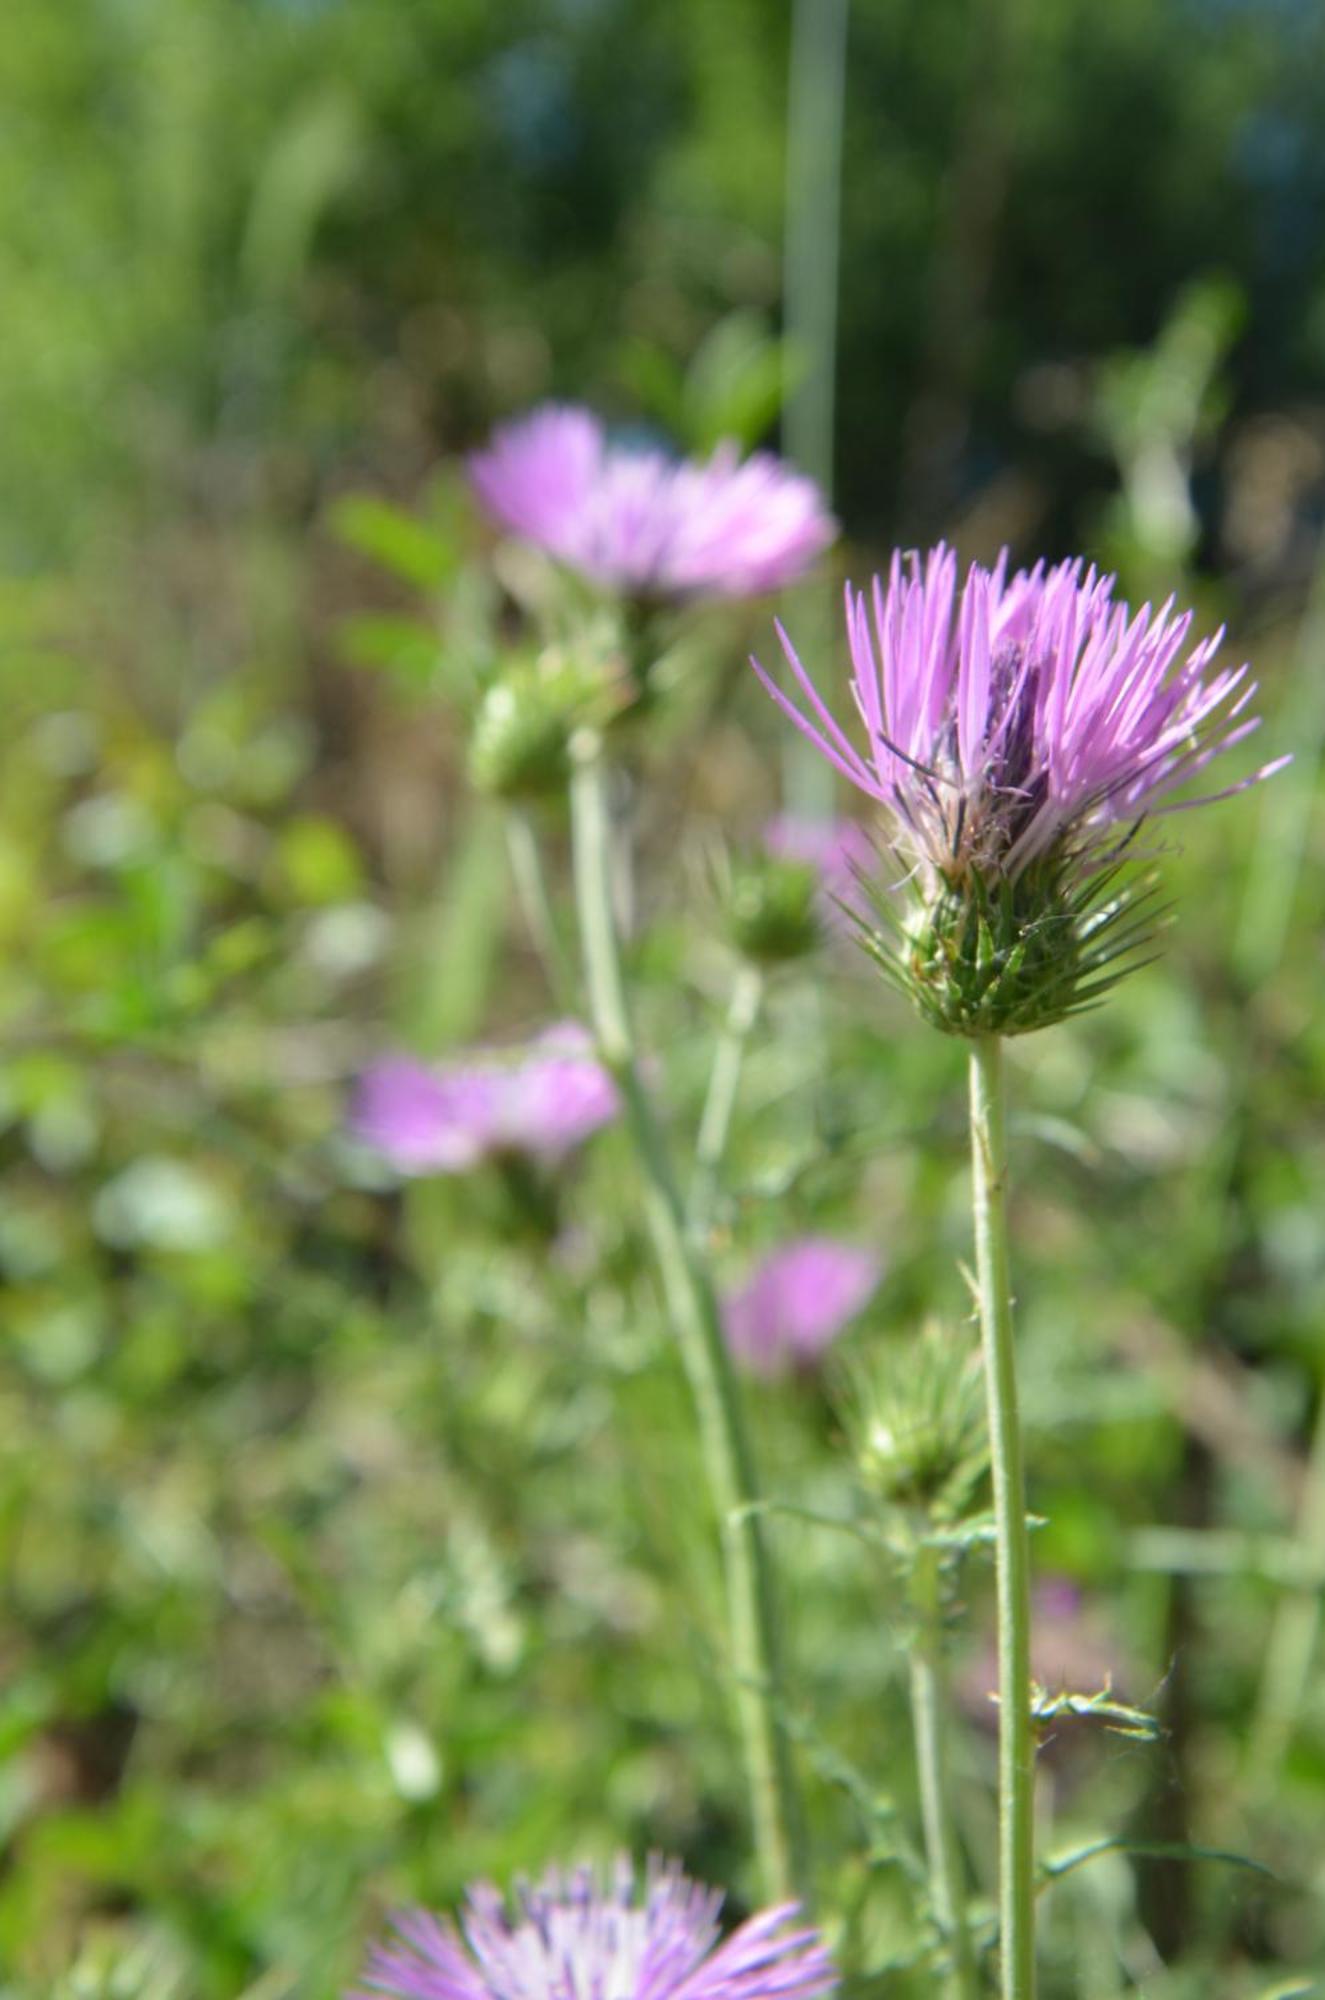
[723,1238,882,1379]
[470,404,834,601]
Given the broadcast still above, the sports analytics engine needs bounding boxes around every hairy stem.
[691,963,764,1228]
[969,1035,1035,2000]
[569,729,803,1904]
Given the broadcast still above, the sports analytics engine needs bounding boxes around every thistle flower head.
[470,405,834,603]
[351,1857,837,2000]
[752,545,1286,1034]
[352,1023,618,1174]
[722,1238,881,1379]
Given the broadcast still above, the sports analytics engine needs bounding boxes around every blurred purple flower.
[351,1856,837,2000]
[352,1022,618,1175]
[762,814,874,927]
[470,405,834,601]
[752,543,1285,886]
[723,1238,882,1379]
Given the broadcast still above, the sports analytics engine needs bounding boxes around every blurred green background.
[3,0,1325,1993]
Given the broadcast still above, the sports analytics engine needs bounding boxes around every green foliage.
[621,313,805,455]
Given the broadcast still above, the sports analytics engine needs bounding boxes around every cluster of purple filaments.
[470,406,835,602]
[753,543,1284,886]
[351,1859,837,2000]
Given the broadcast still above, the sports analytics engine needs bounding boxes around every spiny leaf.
[1031,1682,1163,1742]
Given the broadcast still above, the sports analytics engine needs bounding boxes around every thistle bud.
[851,1321,985,1524]
[727,854,821,965]
[468,651,602,802]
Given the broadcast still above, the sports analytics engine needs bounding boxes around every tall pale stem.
[691,963,763,1229]
[569,730,803,1904]
[968,1035,1036,2000]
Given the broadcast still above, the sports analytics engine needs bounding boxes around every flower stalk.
[569,727,804,1905]
[691,962,764,1229]
[968,1035,1035,2000]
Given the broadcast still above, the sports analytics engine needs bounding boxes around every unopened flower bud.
[468,653,600,801]
[851,1322,985,1523]
[728,855,821,965]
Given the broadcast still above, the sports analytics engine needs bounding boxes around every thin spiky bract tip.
[852,851,1170,1038]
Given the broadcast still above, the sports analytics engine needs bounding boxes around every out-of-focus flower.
[726,817,874,964]
[762,814,874,927]
[722,1238,881,1379]
[351,1856,837,2000]
[470,405,834,602]
[352,1023,618,1174]
[752,545,1286,1035]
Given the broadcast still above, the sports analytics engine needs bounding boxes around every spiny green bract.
[853,853,1168,1038]
[727,854,822,965]
[468,652,607,802]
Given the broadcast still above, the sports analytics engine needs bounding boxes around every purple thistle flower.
[752,546,1286,1034]
[723,1239,882,1379]
[352,1022,619,1174]
[350,1857,837,2000]
[470,405,834,602]
[754,545,1281,883]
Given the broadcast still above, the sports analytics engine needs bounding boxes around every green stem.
[909,1544,977,2000]
[505,809,574,1004]
[569,730,803,1904]
[1247,1387,1325,1786]
[782,0,847,831]
[690,963,764,1229]
[968,1036,1035,2000]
